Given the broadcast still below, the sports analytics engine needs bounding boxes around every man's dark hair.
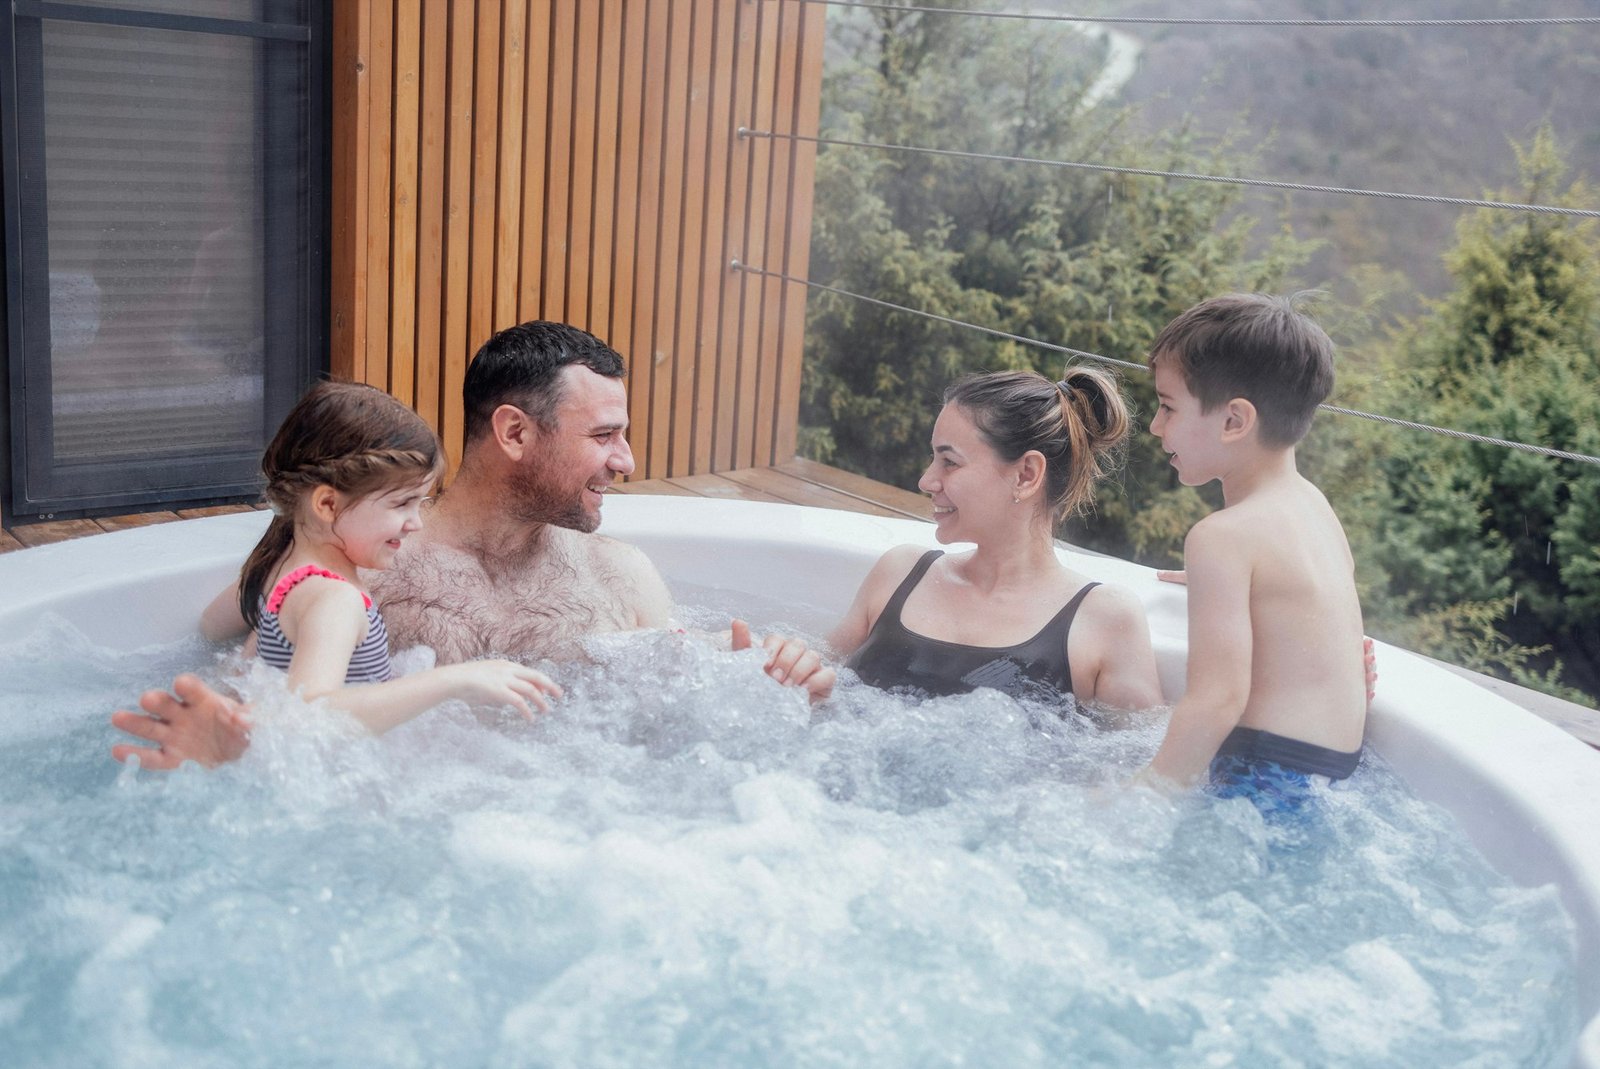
[462,321,626,442]
[1148,293,1334,448]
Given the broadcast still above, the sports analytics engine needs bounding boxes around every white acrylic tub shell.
[2,495,1597,1067]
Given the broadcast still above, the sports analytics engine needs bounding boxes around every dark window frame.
[0,0,329,525]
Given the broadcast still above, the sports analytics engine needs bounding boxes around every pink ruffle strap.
[265,565,374,613]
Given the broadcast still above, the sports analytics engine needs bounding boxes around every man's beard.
[506,456,601,533]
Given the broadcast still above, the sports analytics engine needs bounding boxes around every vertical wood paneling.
[608,0,645,383]
[587,3,622,339]
[668,0,714,474]
[565,3,600,331]
[690,0,737,473]
[516,1,553,323]
[732,2,780,469]
[710,0,756,473]
[389,1,421,407]
[467,0,501,357]
[646,1,693,479]
[332,0,824,478]
[329,0,369,383]
[627,0,669,476]
[439,0,476,469]
[542,1,576,322]
[773,2,826,462]
[494,0,528,329]
[415,0,448,429]
[362,0,394,392]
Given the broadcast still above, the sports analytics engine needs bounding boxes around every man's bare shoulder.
[585,532,673,628]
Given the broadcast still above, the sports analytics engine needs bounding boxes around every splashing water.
[0,612,1579,1068]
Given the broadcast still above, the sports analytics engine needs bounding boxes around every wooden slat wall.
[330,0,826,477]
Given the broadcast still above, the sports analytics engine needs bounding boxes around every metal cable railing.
[730,259,1600,467]
[739,129,1600,220]
[765,1,1600,30]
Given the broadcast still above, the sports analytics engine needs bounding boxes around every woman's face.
[917,404,1022,544]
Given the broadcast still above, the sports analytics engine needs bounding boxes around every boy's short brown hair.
[1148,293,1334,448]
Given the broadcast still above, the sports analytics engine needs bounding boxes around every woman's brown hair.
[943,365,1130,522]
[237,381,442,629]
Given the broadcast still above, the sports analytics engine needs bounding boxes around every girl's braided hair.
[238,380,442,629]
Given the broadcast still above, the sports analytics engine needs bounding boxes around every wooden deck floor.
[5,460,1596,748]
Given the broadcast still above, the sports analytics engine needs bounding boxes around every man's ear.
[1221,398,1257,443]
[490,403,537,461]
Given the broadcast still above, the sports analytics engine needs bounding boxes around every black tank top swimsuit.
[847,550,1100,700]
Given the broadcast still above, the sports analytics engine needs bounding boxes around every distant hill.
[1084,0,1600,306]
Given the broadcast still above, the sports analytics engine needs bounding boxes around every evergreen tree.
[1356,129,1600,699]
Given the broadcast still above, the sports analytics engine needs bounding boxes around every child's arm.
[1145,519,1254,788]
[283,581,562,734]
[200,579,250,642]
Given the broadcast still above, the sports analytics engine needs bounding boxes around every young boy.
[1142,293,1367,806]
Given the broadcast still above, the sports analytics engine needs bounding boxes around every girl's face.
[917,404,1020,545]
[329,473,436,570]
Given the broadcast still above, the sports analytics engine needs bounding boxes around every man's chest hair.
[377,542,632,660]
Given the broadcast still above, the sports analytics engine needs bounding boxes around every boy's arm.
[1145,519,1254,788]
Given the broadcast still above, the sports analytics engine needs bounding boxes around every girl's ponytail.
[239,513,295,630]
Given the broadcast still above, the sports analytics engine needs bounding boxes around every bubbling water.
[0,613,1580,1068]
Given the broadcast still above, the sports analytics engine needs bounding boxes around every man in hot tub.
[110,321,835,769]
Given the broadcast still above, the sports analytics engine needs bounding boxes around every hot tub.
[1,495,1596,1066]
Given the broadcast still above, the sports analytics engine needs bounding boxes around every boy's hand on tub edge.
[110,674,252,770]
[1156,570,1187,585]
[731,619,837,703]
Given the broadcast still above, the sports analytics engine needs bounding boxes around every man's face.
[509,365,635,531]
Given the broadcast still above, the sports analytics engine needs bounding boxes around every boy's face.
[1150,359,1230,487]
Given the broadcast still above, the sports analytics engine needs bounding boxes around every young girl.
[210,380,561,736]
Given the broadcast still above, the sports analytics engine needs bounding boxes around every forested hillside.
[798,1,1600,703]
[1113,0,1600,307]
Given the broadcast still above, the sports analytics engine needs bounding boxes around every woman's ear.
[1221,398,1258,442]
[1015,450,1048,501]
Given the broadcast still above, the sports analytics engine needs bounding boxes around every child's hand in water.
[111,674,253,769]
[442,660,563,719]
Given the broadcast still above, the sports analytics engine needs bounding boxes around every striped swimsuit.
[256,565,393,684]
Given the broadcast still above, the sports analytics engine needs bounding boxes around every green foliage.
[1352,128,1600,699]
[800,5,1312,556]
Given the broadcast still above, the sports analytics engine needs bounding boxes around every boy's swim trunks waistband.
[1212,725,1362,781]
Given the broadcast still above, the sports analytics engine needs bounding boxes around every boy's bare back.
[1187,472,1366,755]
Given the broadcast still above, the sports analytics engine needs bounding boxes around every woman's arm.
[827,544,929,657]
[1073,584,1164,711]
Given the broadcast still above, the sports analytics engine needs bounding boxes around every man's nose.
[611,435,636,476]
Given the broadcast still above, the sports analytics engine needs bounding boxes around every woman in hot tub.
[830,365,1163,712]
